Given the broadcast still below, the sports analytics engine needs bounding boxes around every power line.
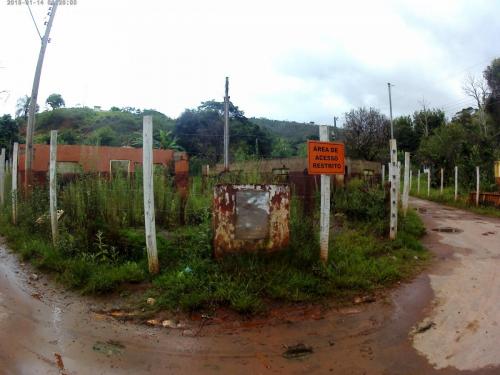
[26,2,42,40]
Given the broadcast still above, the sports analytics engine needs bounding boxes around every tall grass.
[0,171,429,314]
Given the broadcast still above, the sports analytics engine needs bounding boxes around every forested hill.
[22,107,332,148]
[250,118,319,142]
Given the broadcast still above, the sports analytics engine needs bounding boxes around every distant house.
[17,144,188,184]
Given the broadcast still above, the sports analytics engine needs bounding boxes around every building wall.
[16,144,188,184]
[213,156,382,177]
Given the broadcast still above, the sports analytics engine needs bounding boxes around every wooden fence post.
[319,125,331,262]
[49,131,58,245]
[417,170,420,194]
[402,152,410,216]
[0,148,5,207]
[476,166,480,207]
[440,168,444,195]
[11,143,18,224]
[389,139,398,240]
[143,116,159,274]
[454,166,458,201]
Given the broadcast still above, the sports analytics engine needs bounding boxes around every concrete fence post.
[143,116,159,274]
[427,169,431,197]
[319,125,331,262]
[381,164,385,188]
[389,139,398,240]
[440,168,444,195]
[417,170,420,194]
[454,166,458,201]
[476,166,480,207]
[402,152,410,216]
[11,143,18,224]
[0,148,5,207]
[49,130,58,245]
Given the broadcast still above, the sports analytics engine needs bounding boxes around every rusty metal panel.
[213,184,290,257]
[235,190,270,240]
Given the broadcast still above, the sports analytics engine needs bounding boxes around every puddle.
[93,340,125,356]
[432,227,463,234]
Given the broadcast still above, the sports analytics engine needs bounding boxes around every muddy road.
[1,197,499,375]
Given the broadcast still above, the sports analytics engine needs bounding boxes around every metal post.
[0,148,5,207]
[223,77,230,171]
[454,166,458,201]
[389,139,398,240]
[25,1,59,189]
[476,166,480,207]
[11,143,18,224]
[319,125,331,262]
[143,116,159,274]
[402,152,410,216]
[49,131,58,245]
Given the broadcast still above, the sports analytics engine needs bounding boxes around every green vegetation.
[0,174,428,314]
[411,179,500,219]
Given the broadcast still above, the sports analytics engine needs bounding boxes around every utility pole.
[223,77,230,171]
[25,2,59,189]
[332,116,338,141]
[388,83,394,139]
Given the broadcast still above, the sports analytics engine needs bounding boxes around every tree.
[413,108,446,140]
[394,116,418,153]
[483,58,500,138]
[46,93,65,110]
[0,114,19,156]
[15,95,39,120]
[343,107,390,161]
[174,100,272,163]
[462,74,489,136]
[271,137,293,158]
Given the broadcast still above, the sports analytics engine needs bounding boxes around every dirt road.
[1,198,499,375]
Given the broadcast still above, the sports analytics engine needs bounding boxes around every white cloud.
[0,0,497,124]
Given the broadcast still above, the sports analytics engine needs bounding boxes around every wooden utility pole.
[143,116,159,274]
[223,77,230,171]
[12,143,18,224]
[0,148,5,207]
[476,166,480,206]
[402,152,410,216]
[49,130,58,245]
[389,139,398,240]
[25,2,59,189]
[319,125,331,262]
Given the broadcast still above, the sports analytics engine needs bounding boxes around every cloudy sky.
[0,0,498,125]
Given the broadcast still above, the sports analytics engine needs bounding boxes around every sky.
[0,0,498,126]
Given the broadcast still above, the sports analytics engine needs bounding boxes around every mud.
[1,198,499,374]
